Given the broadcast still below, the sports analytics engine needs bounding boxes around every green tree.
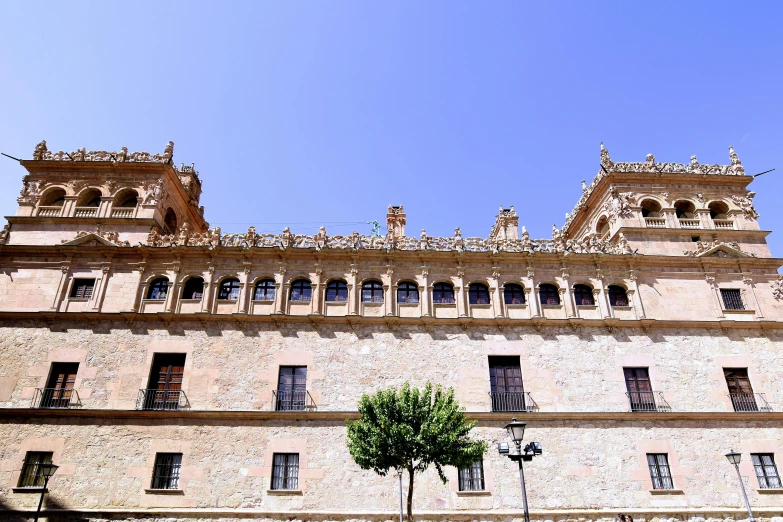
[346,382,487,521]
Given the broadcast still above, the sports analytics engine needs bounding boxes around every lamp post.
[498,418,542,522]
[33,462,58,522]
[393,468,403,522]
[726,450,755,522]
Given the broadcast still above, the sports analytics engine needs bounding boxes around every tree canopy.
[347,382,487,521]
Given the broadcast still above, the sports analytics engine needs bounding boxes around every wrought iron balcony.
[273,390,316,411]
[626,391,671,412]
[32,388,81,409]
[136,389,189,411]
[729,393,772,412]
[489,392,537,413]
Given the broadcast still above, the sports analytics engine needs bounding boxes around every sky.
[0,1,781,259]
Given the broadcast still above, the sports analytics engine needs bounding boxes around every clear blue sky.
[1,1,781,259]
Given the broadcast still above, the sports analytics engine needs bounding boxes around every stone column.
[663,208,678,228]
[697,209,713,229]
[311,269,323,315]
[382,269,394,316]
[201,268,215,313]
[238,268,252,314]
[51,264,72,311]
[93,265,113,312]
[491,271,503,318]
[164,274,177,312]
[743,276,764,318]
[705,275,724,319]
[560,275,575,318]
[420,268,430,317]
[456,276,468,318]
[348,265,359,315]
[628,271,646,319]
[99,197,113,219]
[62,196,77,217]
[525,272,539,318]
[594,279,611,319]
[273,266,286,315]
[132,273,149,313]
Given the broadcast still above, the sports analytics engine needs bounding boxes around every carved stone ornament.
[683,240,755,258]
[771,276,783,300]
[143,179,166,206]
[33,140,175,164]
[61,229,130,247]
[0,224,9,245]
[730,192,759,219]
[17,177,42,204]
[603,186,637,223]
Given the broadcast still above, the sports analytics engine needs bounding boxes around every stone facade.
[0,142,781,522]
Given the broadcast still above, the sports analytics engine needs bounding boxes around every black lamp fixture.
[725,450,742,466]
[725,450,755,522]
[498,418,543,522]
[33,463,59,522]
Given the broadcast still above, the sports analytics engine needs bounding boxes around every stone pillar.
[133,273,149,313]
[743,276,764,319]
[663,208,678,228]
[456,276,468,318]
[93,265,112,312]
[696,209,713,229]
[387,283,396,316]
[525,273,539,318]
[98,197,113,219]
[382,269,393,316]
[238,268,252,314]
[594,279,611,319]
[164,275,177,312]
[420,268,430,317]
[560,277,575,318]
[311,269,323,315]
[348,265,359,315]
[202,268,215,313]
[62,196,77,217]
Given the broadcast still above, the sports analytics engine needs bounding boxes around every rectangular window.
[458,460,485,491]
[18,452,53,488]
[647,453,674,490]
[142,354,186,410]
[271,453,299,490]
[151,453,182,490]
[724,368,758,412]
[488,356,525,412]
[752,454,782,489]
[69,278,95,299]
[624,367,656,412]
[721,289,745,311]
[40,362,79,408]
[276,366,307,411]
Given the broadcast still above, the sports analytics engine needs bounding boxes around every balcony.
[273,389,316,411]
[74,207,98,218]
[644,217,666,228]
[729,393,772,412]
[37,206,63,217]
[679,218,700,229]
[489,391,537,413]
[110,208,135,218]
[136,389,189,411]
[626,391,671,412]
[713,219,734,230]
[32,388,81,409]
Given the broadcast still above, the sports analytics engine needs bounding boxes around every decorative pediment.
[61,230,130,247]
[683,241,755,258]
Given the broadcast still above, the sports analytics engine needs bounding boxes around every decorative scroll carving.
[603,186,636,223]
[730,192,759,219]
[772,276,783,300]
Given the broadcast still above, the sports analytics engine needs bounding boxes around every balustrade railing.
[489,391,536,413]
[136,389,188,411]
[729,393,771,412]
[273,390,315,411]
[32,388,81,409]
[626,391,671,412]
[111,208,135,218]
[37,206,62,217]
[644,217,666,228]
[74,207,98,218]
[713,219,734,230]
[679,219,700,229]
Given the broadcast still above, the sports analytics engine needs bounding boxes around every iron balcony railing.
[626,391,671,412]
[729,393,772,412]
[136,389,189,411]
[489,392,537,413]
[32,388,81,409]
[273,389,316,411]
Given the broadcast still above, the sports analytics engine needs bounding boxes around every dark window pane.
[608,285,629,307]
[469,283,490,305]
[721,289,744,310]
[539,284,560,305]
[326,280,348,302]
[647,453,674,490]
[152,453,182,490]
[504,284,525,305]
[458,460,485,491]
[254,279,276,301]
[182,278,204,300]
[397,282,419,304]
[752,454,782,489]
[277,366,307,411]
[289,280,312,302]
[70,278,95,299]
[218,278,240,301]
[725,368,757,411]
[573,284,595,306]
[361,281,384,303]
[147,278,169,300]
[18,452,53,488]
[433,282,455,304]
[271,453,299,490]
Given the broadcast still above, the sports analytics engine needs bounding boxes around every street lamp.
[33,463,58,522]
[393,468,403,522]
[725,450,755,522]
[498,418,543,522]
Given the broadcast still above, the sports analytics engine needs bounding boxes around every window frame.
[538,284,560,305]
[151,452,183,490]
[573,284,595,306]
[608,285,629,307]
[752,453,782,489]
[69,278,95,299]
[253,279,276,301]
[289,279,312,302]
[325,280,348,302]
[181,277,204,300]
[503,283,526,305]
[146,278,169,301]
[17,451,54,488]
[271,453,300,490]
[361,280,384,303]
[458,460,486,491]
[217,278,241,301]
[432,282,455,304]
[468,283,490,305]
[720,288,745,311]
[396,282,419,304]
[647,453,674,490]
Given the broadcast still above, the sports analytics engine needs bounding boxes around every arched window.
[608,285,629,307]
[433,282,455,304]
[254,279,276,301]
[326,280,348,302]
[708,201,729,220]
[573,284,595,306]
[164,208,178,234]
[41,189,66,207]
[115,189,139,208]
[641,200,662,218]
[147,278,169,300]
[504,284,525,305]
[596,216,610,236]
[218,278,240,301]
[362,281,384,303]
[539,284,560,305]
[674,200,696,219]
[182,277,204,300]
[397,282,419,304]
[77,188,102,208]
[290,280,312,302]
[468,283,490,305]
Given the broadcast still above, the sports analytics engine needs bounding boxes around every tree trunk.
[406,465,415,522]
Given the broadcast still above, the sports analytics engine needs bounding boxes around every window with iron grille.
[647,453,674,490]
[504,283,525,305]
[276,366,307,411]
[69,278,95,299]
[573,284,595,306]
[289,280,312,302]
[18,452,53,488]
[433,282,455,304]
[720,289,745,310]
[397,282,419,304]
[41,362,79,408]
[271,453,299,490]
[468,283,490,305]
[182,277,204,300]
[361,281,384,302]
[752,454,782,489]
[218,278,240,301]
[539,284,560,305]
[143,354,186,410]
[608,285,629,307]
[489,356,525,412]
[151,453,182,490]
[724,368,758,412]
[254,279,276,301]
[147,278,169,300]
[326,280,348,302]
[458,460,485,491]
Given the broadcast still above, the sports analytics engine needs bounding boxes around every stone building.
[0,140,782,522]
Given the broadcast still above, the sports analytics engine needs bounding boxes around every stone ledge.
[649,489,684,495]
[266,489,303,496]
[757,488,783,494]
[11,487,47,494]
[144,488,184,495]
[455,490,491,496]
